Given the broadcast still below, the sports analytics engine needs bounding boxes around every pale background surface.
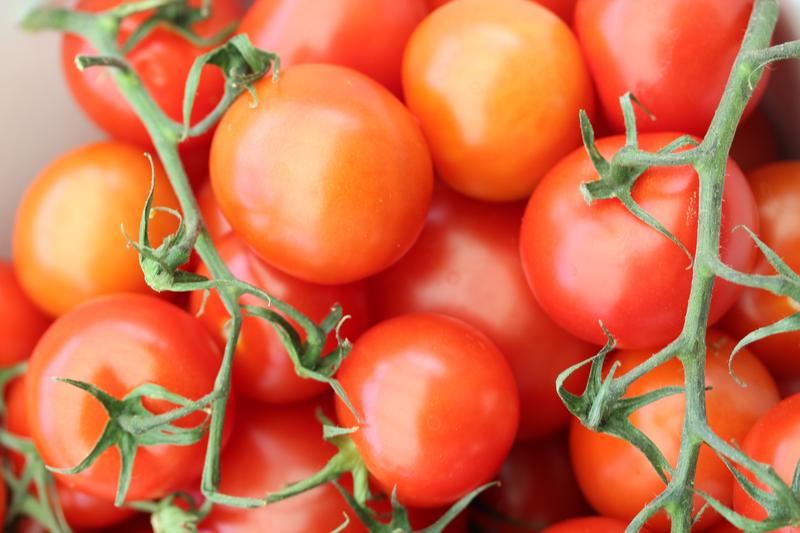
[1,0,799,257]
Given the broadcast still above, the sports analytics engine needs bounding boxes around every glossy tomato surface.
[370,185,595,440]
[541,517,641,533]
[63,0,243,150]
[570,331,779,531]
[211,63,433,285]
[403,0,593,202]
[240,0,427,97]
[26,294,226,503]
[521,133,758,349]
[575,0,764,135]
[0,261,49,366]
[196,180,231,242]
[13,142,180,317]
[335,313,519,508]
[190,234,370,403]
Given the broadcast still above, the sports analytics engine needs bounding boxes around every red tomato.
[335,313,519,508]
[427,0,577,23]
[190,234,370,403]
[730,110,779,173]
[26,294,227,503]
[239,0,427,97]
[196,180,231,242]
[0,261,50,365]
[473,433,590,532]
[403,0,594,202]
[541,517,641,533]
[570,331,779,531]
[574,0,765,136]
[370,185,595,440]
[12,142,181,317]
[63,0,243,151]
[722,162,800,382]
[210,64,433,285]
[733,393,800,532]
[5,377,133,529]
[521,133,758,349]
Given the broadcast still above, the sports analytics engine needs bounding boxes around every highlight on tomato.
[12,141,181,317]
[0,261,50,366]
[569,331,779,531]
[402,0,594,202]
[520,133,758,349]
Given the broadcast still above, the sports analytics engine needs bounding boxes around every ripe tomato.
[5,377,133,529]
[13,142,181,317]
[570,331,779,531]
[239,0,427,98]
[26,294,227,503]
[63,0,243,151]
[370,185,595,440]
[196,180,231,242]
[574,0,765,136]
[722,162,800,382]
[335,313,519,508]
[730,110,779,173]
[733,393,800,532]
[541,517,640,533]
[521,133,758,349]
[0,261,50,366]
[210,64,433,285]
[427,0,576,23]
[473,433,590,532]
[402,0,594,202]
[190,234,370,403]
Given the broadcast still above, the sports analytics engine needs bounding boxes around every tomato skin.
[210,63,433,285]
[403,0,594,202]
[240,0,427,98]
[575,0,764,136]
[26,294,227,503]
[197,180,231,242]
[521,133,758,349]
[370,185,595,440]
[335,313,519,508]
[730,110,779,173]
[12,141,181,317]
[63,0,242,151]
[733,394,800,532]
[427,0,576,22]
[0,262,50,366]
[190,234,370,403]
[570,331,779,531]
[541,517,641,533]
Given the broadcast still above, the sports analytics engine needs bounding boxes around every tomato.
[575,0,765,136]
[190,234,370,403]
[402,0,594,202]
[520,133,758,349]
[335,313,519,508]
[210,63,433,285]
[13,142,181,317]
[473,433,590,532]
[63,0,243,151]
[570,331,779,531]
[730,110,779,173]
[5,377,133,529]
[197,180,231,242]
[370,185,595,440]
[26,294,227,503]
[733,393,800,532]
[239,0,427,98]
[427,0,577,23]
[541,517,640,533]
[721,162,800,382]
[0,261,50,366]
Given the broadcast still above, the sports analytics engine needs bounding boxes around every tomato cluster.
[3,0,798,531]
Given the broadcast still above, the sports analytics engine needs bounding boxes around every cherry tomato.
[574,0,765,136]
[13,141,181,317]
[63,0,243,151]
[335,313,519,507]
[239,0,427,98]
[473,433,590,532]
[427,0,577,23]
[541,517,641,533]
[26,294,227,503]
[196,180,231,242]
[733,393,800,532]
[722,161,800,382]
[521,133,758,349]
[5,377,133,529]
[730,109,779,173]
[403,0,594,202]
[190,234,370,403]
[0,261,50,365]
[570,331,779,531]
[370,185,595,440]
[210,63,433,285]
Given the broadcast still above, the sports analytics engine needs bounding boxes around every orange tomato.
[0,261,50,365]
